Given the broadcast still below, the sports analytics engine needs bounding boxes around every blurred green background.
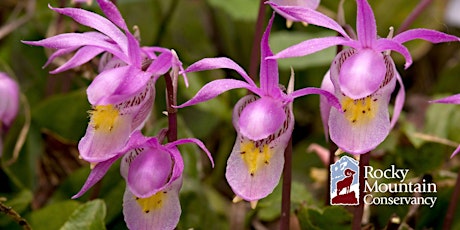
[1,0,460,229]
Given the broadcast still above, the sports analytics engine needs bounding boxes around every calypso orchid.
[176,14,340,202]
[269,0,460,154]
[0,72,19,156]
[72,130,214,230]
[430,94,460,158]
[23,0,185,163]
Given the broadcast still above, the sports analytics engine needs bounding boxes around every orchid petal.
[267,2,350,38]
[50,46,104,74]
[374,38,412,69]
[88,67,152,105]
[146,51,173,76]
[319,71,334,140]
[329,94,390,154]
[238,97,286,141]
[356,0,377,47]
[269,0,320,9]
[338,49,386,99]
[23,33,129,63]
[49,5,128,53]
[260,13,280,97]
[123,178,182,230]
[393,28,460,44]
[175,79,257,108]
[390,71,405,129]
[451,145,460,158]
[127,33,142,67]
[127,148,173,197]
[96,0,128,30]
[226,102,294,200]
[0,73,19,127]
[269,36,351,60]
[78,112,132,163]
[291,87,341,111]
[72,156,119,198]
[430,94,460,104]
[44,47,78,68]
[168,138,215,167]
[183,57,256,87]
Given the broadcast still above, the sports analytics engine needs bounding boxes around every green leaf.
[207,0,258,21]
[60,199,107,230]
[32,90,90,141]
[269,31,337,70]
[297,205,352,230]
[29,200,81,230]
[0,190,33,226]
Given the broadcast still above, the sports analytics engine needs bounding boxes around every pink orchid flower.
[73,130,213,230]
[176,14,340,202]
[269,0,459,154]
[23,0,184,163]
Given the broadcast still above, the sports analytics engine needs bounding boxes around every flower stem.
[0,200,31,230]
[326,142,337,205]
[352,152,370,230]
[396,0,433,34]
[443,167,460,230]
[249,0,266,80]
[280,137,293,230]
[164,72,178,142]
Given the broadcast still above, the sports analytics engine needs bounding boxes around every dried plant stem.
[164,72,178,142]
[280,137,293,230]
[443,167,460,230]
[0,200,31,230]
[352,152,370,230]
[249,0,266,81]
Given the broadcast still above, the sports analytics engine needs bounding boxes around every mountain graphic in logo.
[330,155,359,205]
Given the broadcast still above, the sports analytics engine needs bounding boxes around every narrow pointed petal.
[50,46,104,74]
[260,13,280,97]
[183,57,256,86]
[238,97,286,141]
[126,33,142,66]
[49,5,128,52]
[430,94,460,104]
[291,87,341,110]
[43,47,78,68]
[175,79,257,108]
[356,0,377,47]
[269,36,352,60]
[390,71,405,129]
[338,49,385,99]
[374,38,412,69]
[23,33,128,63]
[226,101,294,200]
[319,71,334,140]
[393,28,460,44]
[451,145,460,158]
[168,138,215,167]
[146,51,173,76]
[267,2,350,38]
[72,156,119,198]
[269,0,320,9]
[123,178,182,230]
[96,0,128,30]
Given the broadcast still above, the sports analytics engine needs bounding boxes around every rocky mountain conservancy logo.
[330,156,360,205]
[329,156,438,208]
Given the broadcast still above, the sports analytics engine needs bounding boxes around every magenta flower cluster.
[23,0,459,229]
